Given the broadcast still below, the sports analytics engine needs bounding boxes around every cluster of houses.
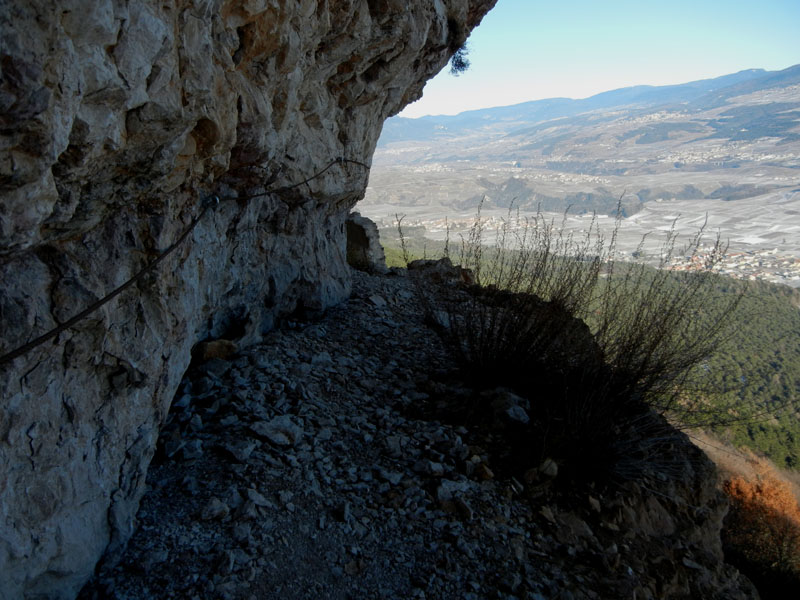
[374,215,800,289]
[669,247,800,287]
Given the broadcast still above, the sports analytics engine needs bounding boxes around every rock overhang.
[0,1,497,597]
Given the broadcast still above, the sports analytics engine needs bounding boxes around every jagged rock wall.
[0,1,496,597]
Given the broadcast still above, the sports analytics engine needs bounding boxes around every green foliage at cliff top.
[702,279,800,468]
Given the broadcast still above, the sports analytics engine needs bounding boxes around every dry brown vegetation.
[721,455,800,597]
[690,431,800,499]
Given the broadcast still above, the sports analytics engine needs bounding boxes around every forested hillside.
[705,280,800,467]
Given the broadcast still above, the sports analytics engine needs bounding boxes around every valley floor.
[361,187,800,289]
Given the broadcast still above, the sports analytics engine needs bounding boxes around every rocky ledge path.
[79,269,756,600]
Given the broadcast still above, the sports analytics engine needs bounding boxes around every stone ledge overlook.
[77,268,757,599]
[0,1,760,599]
[0,1,495,596]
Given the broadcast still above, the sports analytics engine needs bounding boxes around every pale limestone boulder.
[0,1,497,597]
[346,211,388,274]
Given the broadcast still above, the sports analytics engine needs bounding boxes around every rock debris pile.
[80,269,756,600]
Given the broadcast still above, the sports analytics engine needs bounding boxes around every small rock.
[224,485,244,510]
[344,559,365,575]
[523,468,540,485]
[385,435,405,457]
[557,513,595,543]
[232,523,252,543]
[142,548,169,570]
[474,463,494,481]
[194,340,238,362]
[454,496,474,521]
[378,468,403,485]
[221,439,258,463]
[201,497,230,521]
[388,266,408,277]
[602,520,621,532]
[368,294,387,307]
[219,414,240,427]
[311,351,333,366]
[490,389,530,424]
[239,501,261,520]
[192,376,216,395]
[291,363,312,378]
[182,439,204,461]
[181,475,199,494]
[173,394,192,409]
[189,414,204,432]
[504,404,530,424]
[430,310,450,328]
[437,479,471,502]
[428,461,445,477]
[250,415,304,446]
[231,548,253,567]
[539,458,558,479]
[499,572,522,593]
[539,505,556,524]
[245,489,274,508]
[682,557,703,570]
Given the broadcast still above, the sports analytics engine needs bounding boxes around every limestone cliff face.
[0,1,496,597]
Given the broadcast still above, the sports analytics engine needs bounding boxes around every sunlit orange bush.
[723,467,800,576]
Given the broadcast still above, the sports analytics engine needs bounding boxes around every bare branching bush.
[404,203,743,479]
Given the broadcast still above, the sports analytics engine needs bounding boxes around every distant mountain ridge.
[380,65,800,145]
[364,64,800,260]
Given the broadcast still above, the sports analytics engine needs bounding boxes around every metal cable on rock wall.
[0,157,370,366]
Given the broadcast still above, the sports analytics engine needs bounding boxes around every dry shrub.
[723,464,800,595]
[404,204,742,479]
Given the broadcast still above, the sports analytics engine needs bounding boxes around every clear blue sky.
[400,0,800,117]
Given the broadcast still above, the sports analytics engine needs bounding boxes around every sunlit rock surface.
[0,1,496,596]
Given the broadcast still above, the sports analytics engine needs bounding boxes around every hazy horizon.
[397,64,798,119]
[400,0,800,118]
